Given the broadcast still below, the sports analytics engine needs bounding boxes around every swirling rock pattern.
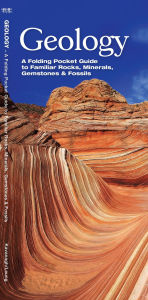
[0,79,148,299]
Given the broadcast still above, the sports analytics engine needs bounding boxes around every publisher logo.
[1,8,12,14]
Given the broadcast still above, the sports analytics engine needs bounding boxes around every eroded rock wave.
[0,144,148,299]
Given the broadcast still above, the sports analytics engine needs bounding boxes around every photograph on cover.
[0,1,148,299]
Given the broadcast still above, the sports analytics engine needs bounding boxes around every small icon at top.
[1,8,12,13]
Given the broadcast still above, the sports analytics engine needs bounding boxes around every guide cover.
[0,1,148,299]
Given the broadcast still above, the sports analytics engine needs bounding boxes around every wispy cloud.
[127,70,148,103]
[133,28,148,43]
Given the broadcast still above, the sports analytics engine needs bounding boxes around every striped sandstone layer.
[0,144,147,300]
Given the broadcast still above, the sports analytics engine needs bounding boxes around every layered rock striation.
[0,143,148,300]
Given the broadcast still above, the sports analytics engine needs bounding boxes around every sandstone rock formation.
[16,103,45,128]
[0,83,58,147]
[39,79,148,185]
[0,79,148,300]
[39,79,148,133]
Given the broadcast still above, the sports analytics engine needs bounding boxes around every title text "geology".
[20,28,129,57]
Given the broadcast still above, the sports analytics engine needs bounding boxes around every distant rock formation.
[39,79,148,133]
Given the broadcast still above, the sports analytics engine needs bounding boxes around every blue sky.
[0,0,148,106]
